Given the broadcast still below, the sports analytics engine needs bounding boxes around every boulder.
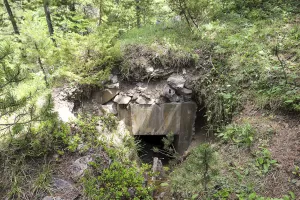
[69,155,93,181]
[42,178,79,200]
[113,95,132,104]
[101,101,118,115]
[167,75,185,89]
[69,154,110,181]
[152,157,165,181]
[92,89,119,104]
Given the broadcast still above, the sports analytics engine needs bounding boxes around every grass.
[120,22,201,52]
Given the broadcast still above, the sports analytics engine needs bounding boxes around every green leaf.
[289,191,295,199]
[285,99,294,103]
[258,157,264,165]
[249,192,257,199]
[263,163,269,172]
[191,194,199,199]
[160,182,169,187]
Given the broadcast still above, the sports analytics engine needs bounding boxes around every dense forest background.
[0,0,300,199]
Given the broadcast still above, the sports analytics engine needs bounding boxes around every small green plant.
[31,164,52,195]
[82,161,153,200]
[237,191,296,200]
[153,132,179,161]
[292,165,300,178]
[170,144,218,198]
[217,123,255,146]
[255,147,277,174]
[213,187,232,199]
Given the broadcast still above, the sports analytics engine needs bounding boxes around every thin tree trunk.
[34,43,49,87]
[98,0,102,26]
[3,0,19,34]
[178,0,191,27]
[43,0,54,36]
[186,8,198,28]
[136,0,141,28]
[69,0,75,11]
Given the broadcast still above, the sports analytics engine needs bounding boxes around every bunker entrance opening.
[135,135,177,165]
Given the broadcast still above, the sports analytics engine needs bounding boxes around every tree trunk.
[34,43,49,87]
[136,0,141,28]
[69,0,75,12]
[3,0,19,34]
[178,0,191,27]
[98,0,103,26]
[43,0,54,36]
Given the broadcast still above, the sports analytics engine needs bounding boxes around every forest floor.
[182,101,300,199]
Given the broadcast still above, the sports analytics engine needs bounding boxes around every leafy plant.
[255,147,277,174]
[217,123,255,146]
[292,165,300,178]
[82,161,153,200]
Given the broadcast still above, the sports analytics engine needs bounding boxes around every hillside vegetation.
[0,0,299,199]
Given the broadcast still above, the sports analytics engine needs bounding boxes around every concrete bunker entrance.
[117,102,199,163]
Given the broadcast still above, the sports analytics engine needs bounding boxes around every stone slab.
[114,95,131,104]
[92,89,119,104]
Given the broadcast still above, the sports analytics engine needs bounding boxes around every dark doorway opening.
[193,107,215,144]
[135,135,173,165]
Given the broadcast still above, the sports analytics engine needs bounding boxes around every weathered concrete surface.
[118,102,197,154]
[176,102,197,154]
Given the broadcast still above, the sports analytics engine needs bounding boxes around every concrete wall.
[117,102,197,154]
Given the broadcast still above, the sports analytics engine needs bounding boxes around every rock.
[158,192,166,200]
[152,157,165,181]
[81,100,104,116]
[106,83,120,89]
[113,95,132,104]
[44,178,79,200]
[167,75,185,89]
[136,82,147,91]
[128,187,135,198]
[52,89,76,123]
[163,85,176,97]
[69,155,93,181]
[162,85,180,102]
[42,197,63,200]
[136,96,147,104]
[178,88,193,95]
[146,67,154,73]
[136,96,155,105]
[184,80,194,89]
[92,89,119,104]
[132,93,139,101]
[101,101,117,115]
[69,154,110,182]
[111,75,118,83]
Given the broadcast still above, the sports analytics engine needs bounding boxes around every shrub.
[82,161,153,200]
